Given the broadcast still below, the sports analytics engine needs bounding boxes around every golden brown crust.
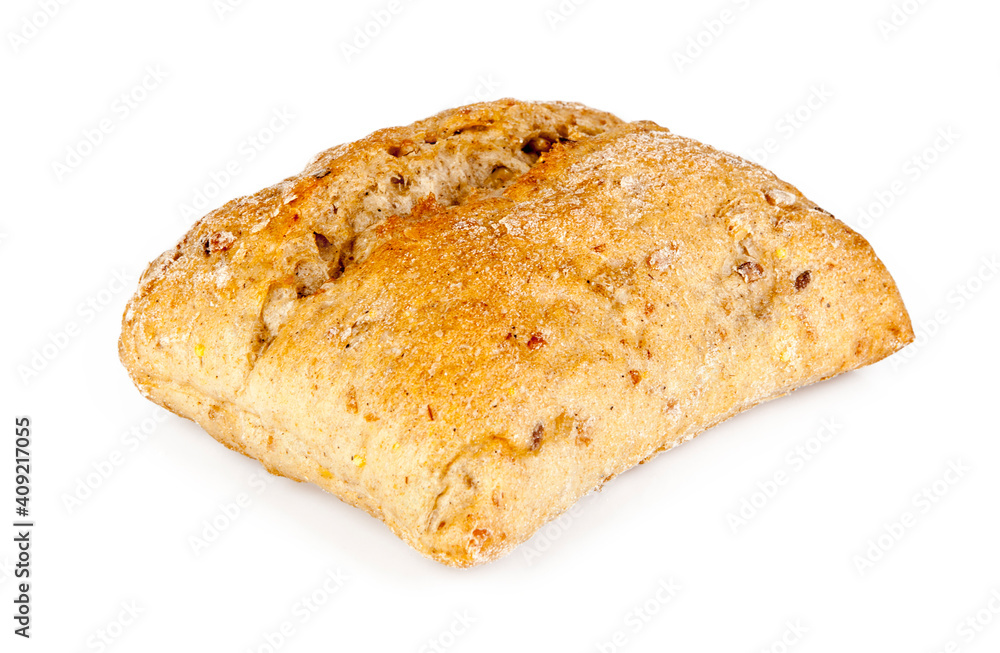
[119,100,912,567]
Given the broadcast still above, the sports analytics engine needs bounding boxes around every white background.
[3,0,999,651]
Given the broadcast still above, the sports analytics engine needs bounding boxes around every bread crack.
[249,106,620,349]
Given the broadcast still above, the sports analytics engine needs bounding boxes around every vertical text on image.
[13,417,33,639]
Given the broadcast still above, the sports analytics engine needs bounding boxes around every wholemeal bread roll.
[119,99,912,567]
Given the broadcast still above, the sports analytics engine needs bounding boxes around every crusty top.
[120,99,912,566]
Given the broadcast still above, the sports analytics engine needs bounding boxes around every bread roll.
[119,99,912,566]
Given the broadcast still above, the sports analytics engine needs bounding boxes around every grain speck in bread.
[119,99,913,567]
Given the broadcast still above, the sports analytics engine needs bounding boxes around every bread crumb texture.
[119,99,913,567]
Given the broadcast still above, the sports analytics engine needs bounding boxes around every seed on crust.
[526,332,546,350]
[529,424,544,451]
[736,261,765,283]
